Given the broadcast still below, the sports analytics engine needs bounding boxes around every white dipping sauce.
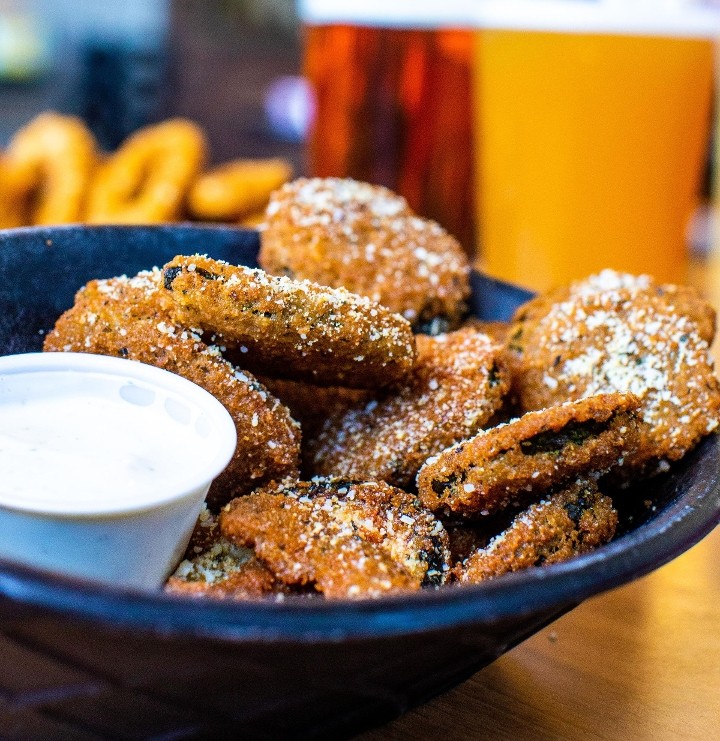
[0,353,237,589]
[0,358,235,516]
[0,388,209,514]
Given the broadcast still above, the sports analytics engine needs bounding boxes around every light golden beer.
[474,30,715,290]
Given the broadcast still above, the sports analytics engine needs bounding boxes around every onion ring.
[187,157,292,221]
[3,112,97,225]
[85,118,207,224]
[0,153,27,228]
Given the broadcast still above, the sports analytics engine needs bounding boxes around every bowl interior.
[0,224,718,641]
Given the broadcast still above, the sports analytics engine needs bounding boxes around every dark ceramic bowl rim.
[0,224,718,644]
[1,463,715,643]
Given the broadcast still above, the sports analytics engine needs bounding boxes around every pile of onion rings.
[0,112,293,228]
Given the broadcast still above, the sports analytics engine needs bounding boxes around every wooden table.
[360,525,720,740]
[362,254,720,740]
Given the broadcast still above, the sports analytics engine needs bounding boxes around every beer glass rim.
[299,0,720,38]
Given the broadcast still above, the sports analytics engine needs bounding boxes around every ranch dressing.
[0,353,236,588]
[0,366,228,516]
[0,392,208,515]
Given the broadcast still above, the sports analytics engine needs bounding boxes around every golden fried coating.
[256,376,372,440]
[4,112,97,225]
[654,282,716,345]
[162,254,416,389]
[445,522,493,564]
[167,538,287,600]
[510,270,716,347]
[454,479,618,583]
[259,177,471,332]
[220,478,451,598]
[0,154,26,228]
[507,270,720,477]
[166,505,291,599]
[85,118,206,224]
[306,328,510,489]
[417,393,639,518]
[43,269,301,509]
[461,318,511,344]
[188,157,292,221]
[182,503,222,559]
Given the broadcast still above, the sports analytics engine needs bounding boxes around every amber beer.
[300,4,476,253]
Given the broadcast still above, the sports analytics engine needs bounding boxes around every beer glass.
[300,2,476,253]
[471,1,719,290]
[301,1,720,290]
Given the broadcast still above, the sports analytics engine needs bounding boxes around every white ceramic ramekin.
[0,352,237,590]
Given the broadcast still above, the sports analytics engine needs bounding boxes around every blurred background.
[0,0,304,167]
[1,0,719,289]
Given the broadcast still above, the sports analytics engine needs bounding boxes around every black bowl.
[0,225,718,739]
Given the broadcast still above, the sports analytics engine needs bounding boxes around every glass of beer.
[299,2,476,254]
[300,1,720,290]
[471,1,719,290]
